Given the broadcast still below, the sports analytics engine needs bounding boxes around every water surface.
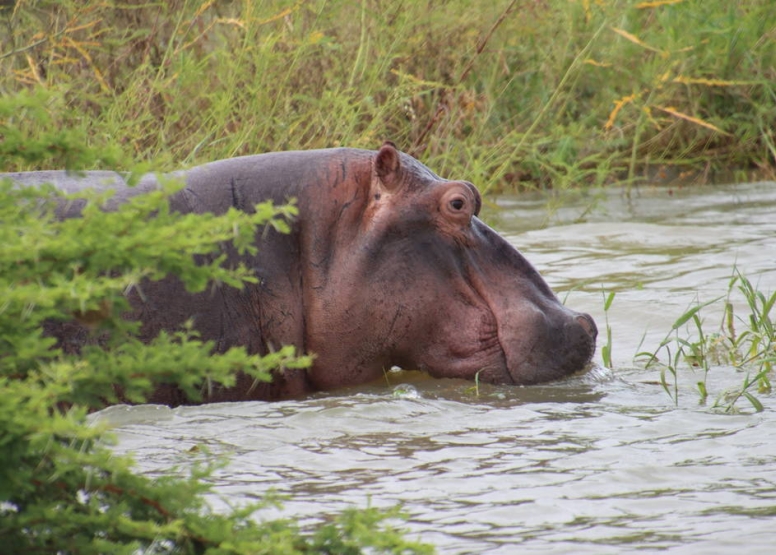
[104,181,776,553]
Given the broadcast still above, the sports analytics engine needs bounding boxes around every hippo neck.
[294,151,375,269]
[180,146,375,352]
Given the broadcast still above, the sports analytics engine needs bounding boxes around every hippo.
[4,142,597,403]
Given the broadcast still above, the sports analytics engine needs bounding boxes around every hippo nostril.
[576,313,598,341]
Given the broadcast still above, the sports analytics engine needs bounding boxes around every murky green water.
[101,181,776,553]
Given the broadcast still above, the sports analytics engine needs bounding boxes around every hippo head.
[303,142,597,390]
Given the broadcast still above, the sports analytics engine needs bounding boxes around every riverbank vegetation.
[1,0,774,192]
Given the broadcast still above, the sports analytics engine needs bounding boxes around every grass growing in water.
[601,289,616,369]
[637,270,775,413]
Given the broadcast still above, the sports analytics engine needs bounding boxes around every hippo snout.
[558,310,598,376]
[499,305,598,385]
[576,313,598,342]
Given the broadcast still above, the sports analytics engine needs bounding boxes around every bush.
[0,90,432,554]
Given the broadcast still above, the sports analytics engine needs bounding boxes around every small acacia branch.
[100,483,171,518]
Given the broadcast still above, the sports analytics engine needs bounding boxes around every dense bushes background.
[1,0,774,191]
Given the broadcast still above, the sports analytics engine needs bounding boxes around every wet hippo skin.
[3,142,597,404]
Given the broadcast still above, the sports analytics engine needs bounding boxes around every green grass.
[601,289,616,369]
[1,0,774,190]
[636,270,775,413]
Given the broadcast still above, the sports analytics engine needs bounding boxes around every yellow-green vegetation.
[1,0,774,191]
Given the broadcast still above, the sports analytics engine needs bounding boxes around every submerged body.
[4,143,597,403]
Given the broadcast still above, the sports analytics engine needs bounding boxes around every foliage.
[600,289,616,369]
[636,270,775,414]
[0,90,432,553]
[0,0,773,192]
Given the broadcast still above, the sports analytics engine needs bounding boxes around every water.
[101,181,776,553]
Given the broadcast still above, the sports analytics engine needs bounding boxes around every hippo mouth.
[496,308,598,385]
[411,303,597,387]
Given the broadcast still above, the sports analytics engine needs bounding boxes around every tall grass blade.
[671,297,722,331]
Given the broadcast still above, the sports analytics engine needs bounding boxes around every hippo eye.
[450,198,465,211]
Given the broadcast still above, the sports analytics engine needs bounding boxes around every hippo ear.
[374,141,402,191]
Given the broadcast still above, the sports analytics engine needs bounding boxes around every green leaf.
[671,296,723,331]
[743,392,764,413]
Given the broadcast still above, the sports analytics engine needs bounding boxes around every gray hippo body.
[3,143,597,403]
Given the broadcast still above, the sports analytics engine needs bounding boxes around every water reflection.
[108,181,776,554]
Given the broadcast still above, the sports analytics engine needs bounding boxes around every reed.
[1,0,773,190]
